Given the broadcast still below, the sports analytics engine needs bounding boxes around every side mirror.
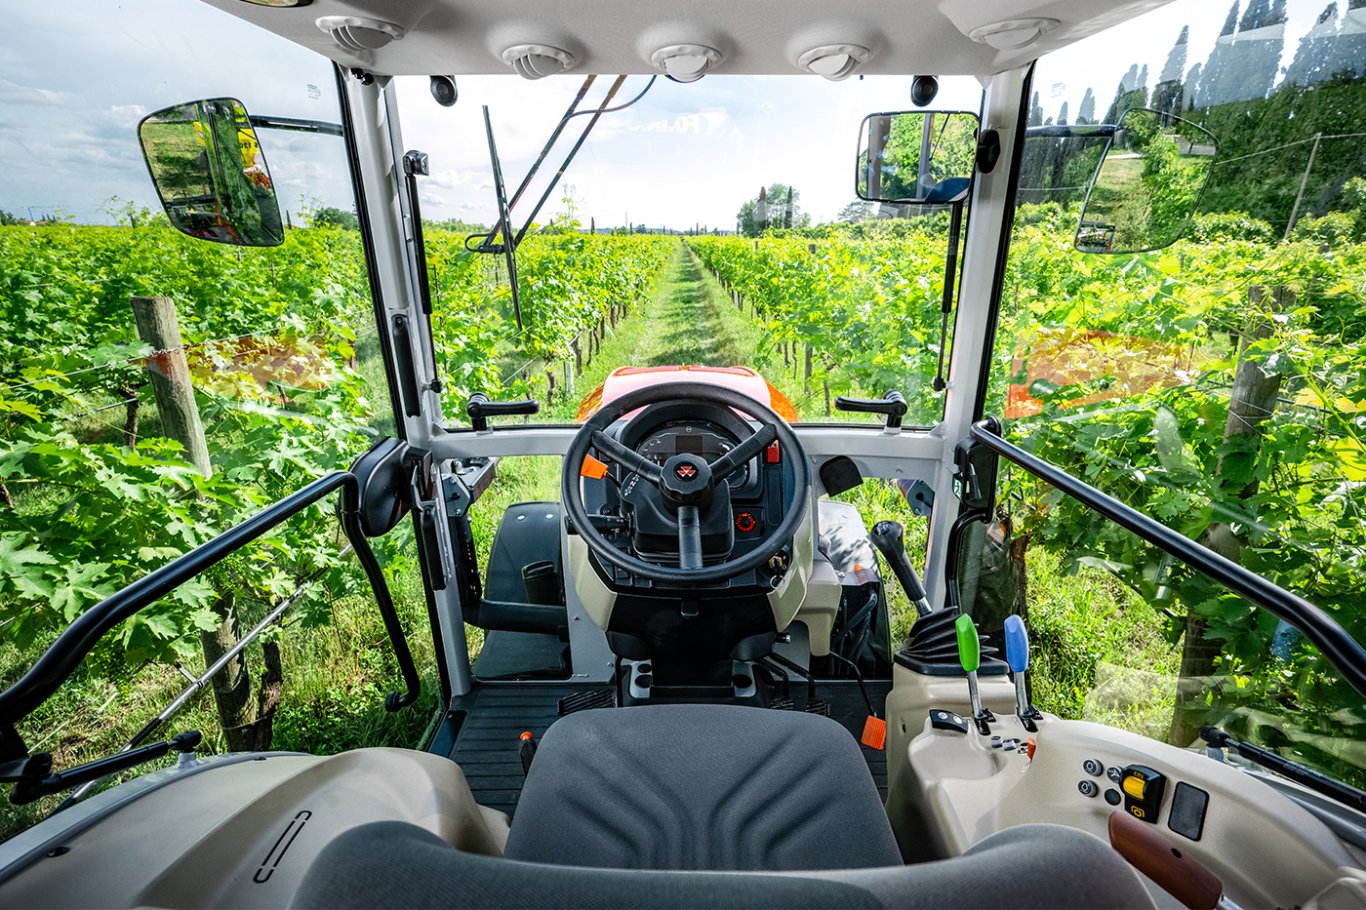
[138,98,284,247]
[1075,108,1216,254]
[855,111,979,205]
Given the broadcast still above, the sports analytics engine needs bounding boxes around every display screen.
[674,434,705,456]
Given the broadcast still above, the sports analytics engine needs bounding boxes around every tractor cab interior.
[1,0,1365,908]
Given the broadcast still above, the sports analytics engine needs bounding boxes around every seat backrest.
[292,821,1156,909]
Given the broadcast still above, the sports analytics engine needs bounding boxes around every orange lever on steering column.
[580,454,609,479]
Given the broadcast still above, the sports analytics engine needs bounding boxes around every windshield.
[392,74,983,427]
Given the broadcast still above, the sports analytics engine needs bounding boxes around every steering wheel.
[562,384,811,585]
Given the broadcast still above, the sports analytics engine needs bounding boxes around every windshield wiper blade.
[1201,726,1366,813]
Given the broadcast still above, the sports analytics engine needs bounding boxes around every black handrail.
[970,420,1366,697]
[0,469,421,740]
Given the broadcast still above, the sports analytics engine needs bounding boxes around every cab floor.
[434,680,892,819]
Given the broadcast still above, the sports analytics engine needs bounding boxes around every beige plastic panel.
[568,533,617,629]
[898,707,1363,910]
[0,749,502,909]
[764,502,813,632]
[793,553,841,657]
[884,661,1018,859]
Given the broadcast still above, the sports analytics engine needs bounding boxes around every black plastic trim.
[970,420,1366,697]
[391,314,422,418]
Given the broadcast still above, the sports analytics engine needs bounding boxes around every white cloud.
[0,77,64,104]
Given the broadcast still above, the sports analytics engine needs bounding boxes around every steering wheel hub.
[661,455,713,505]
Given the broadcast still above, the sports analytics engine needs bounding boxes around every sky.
[0,0,1334,230]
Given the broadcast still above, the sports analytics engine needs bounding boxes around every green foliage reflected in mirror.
[138,98,284,247]
[856,111,979,205]
[1076,108,1217,254]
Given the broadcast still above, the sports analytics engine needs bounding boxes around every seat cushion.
[502,704,902,871]
[292,821,1157,909]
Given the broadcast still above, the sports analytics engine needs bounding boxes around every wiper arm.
[1201,726,1366,813]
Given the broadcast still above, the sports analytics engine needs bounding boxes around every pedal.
[803,698,831,717]
[557,687,617,715]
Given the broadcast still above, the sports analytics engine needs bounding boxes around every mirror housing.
[856,110,979,205]
[138,98,284,247]
[1075,108,1216,254]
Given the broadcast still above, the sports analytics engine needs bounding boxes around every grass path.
[546,241,779,421]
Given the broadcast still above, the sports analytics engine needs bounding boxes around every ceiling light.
[797,44,871,81]
[967,18,1059,50]
[239,0,310,6]
[316,16,405,52]
[650,44,723,83]
[501,44,576,80]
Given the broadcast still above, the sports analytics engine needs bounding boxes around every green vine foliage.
[992,205,1366,784]
[0,222,671,674]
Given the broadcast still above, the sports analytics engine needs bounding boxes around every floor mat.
[472,630,570,680]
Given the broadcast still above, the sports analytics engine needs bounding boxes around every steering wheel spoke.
[677,504,703,570]
[591,429,663,483]
[709,424,776,478]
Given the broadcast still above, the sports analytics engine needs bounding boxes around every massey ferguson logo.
[675,464,697,480]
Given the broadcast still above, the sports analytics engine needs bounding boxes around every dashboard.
[637,423,750,488]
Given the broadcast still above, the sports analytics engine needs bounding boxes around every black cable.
[563,76,657,120]
[827,652,876,719]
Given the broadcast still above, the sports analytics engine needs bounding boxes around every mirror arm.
[1025,123,1117,139]
[248,114,344,137]
[481,106,524,331]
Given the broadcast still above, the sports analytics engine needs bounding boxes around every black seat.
[293,821,1155,909]
[502,704,902,871]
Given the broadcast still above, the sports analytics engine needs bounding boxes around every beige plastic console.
[901,711,1366,909]
[0,748,506,909]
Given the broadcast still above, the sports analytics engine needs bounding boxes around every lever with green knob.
[954,613,993,734]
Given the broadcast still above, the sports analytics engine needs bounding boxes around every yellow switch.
[1122,775,1147,800]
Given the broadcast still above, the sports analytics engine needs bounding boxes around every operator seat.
[294,707,1153,908]
[503,705,901,871]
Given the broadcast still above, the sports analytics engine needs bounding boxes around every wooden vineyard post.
[1168,284,1293,748]
[130,296,212,477]
[130,295,278,752]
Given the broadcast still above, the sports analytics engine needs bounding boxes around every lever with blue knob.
[954,614,995,735]
[1004,615,1042,732]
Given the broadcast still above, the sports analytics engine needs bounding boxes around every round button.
[1083,758,1104,777]
[1078,780,1098,798]
[1107,766,1123,783]
[735,512,757,533]
[1104,789,1122,806]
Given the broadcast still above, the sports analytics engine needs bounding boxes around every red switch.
[735,512,757,533]
[765,441,781,463]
